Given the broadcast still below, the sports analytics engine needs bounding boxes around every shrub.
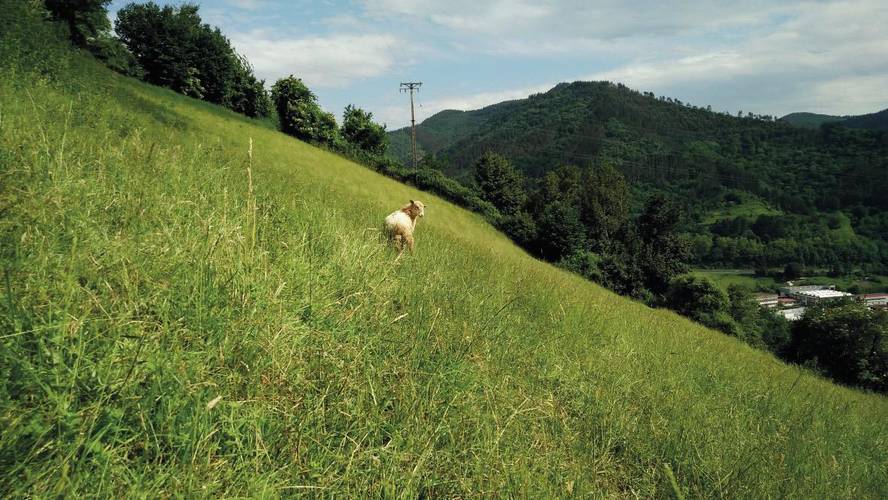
[665,275,739,334]
[787,303,887,392]
[341,105,386,156]
[271,76,340,145]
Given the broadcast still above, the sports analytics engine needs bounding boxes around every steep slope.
[2,7,887,498]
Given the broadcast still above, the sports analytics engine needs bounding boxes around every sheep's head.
[401,200,426,218]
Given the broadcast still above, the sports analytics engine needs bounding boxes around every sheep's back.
[384,211,412,234]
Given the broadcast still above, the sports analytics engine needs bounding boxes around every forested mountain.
[780,112,847,128]
[387,82,888,269]
[843,108,888,130]
[781,109,888,130]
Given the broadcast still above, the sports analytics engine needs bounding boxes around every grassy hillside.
[2,6,887,497]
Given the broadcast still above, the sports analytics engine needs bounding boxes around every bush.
[271,76,340,145]
[560,251,602,282]
[665,275,739,334]
[87,34,143,78]
[499,211,537,247]
[787,303,887,393]
[474,152,527,216]
[341,105,386,156]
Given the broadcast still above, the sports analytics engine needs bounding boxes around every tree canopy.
[341,105,387,156]
[115,2,269,117]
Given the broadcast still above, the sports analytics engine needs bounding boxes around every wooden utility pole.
[400,82,422,168]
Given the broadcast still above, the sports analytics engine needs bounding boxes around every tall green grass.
[1,5,886,497]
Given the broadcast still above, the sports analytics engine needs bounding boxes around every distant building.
[778,307,806,321]
[779,284,836,295]
[778,297,797,308]
[755,293,778,308]
[861,293,888,309]
[780,285,852,305]
[794,289,853,305]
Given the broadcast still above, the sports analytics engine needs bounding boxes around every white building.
[793,289,853,305]
[861,294,888,309]
[778,307,806,321]
[755,293,778,308]
[779,285,853,305]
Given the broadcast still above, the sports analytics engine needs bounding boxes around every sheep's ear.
[409,199,415,204]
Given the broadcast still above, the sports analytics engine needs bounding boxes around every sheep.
[383,200,425,254]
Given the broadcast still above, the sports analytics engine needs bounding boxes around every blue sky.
[108,0,888,129]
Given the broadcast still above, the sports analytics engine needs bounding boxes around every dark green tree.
[473,152,527,216]
[116,3,202,94]
[637,195,690,295]
[529,166,585,260]
[665,276,738,334]
[534,201,586,261]
[596,251,647,299]
[341,105,387,156]
[45,0,111,47]
[579,163,629,251]
[115,2,267,115]
[783,262,804,280]
[787,303,887,392]
[271,76,339,145]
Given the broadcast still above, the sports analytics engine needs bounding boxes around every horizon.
[107,0,888,129]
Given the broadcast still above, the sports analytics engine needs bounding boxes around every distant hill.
[387,81,886,209]
[386,81,888,268]
[388,102,519,166]
[843,107,888,130]
[781,108,888,130]
[780,112,847,128]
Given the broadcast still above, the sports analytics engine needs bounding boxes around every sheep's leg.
[405,234,415,253]
[393,234,403,252]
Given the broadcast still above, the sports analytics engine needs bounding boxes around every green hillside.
[780,112,847,128]
[782,109,888,131]
[389,103,520,173]
[386,82,888,270]
[843,108,888,130]
[2,5,887,497]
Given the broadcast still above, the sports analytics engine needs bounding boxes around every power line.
[400,82,422,169]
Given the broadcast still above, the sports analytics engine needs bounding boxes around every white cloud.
[378,0,888,123]
[810,75,888,114]
[224,0,265,10]
[420,83,554,115]
[229,31,401,88]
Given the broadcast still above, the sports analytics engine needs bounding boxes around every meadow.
[1,8,887,497]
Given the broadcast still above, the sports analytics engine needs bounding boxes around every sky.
[108,0,888,129]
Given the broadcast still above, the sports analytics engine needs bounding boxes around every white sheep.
[383,200,425,253]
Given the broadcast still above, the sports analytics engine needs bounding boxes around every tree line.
[471,152,886,393]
